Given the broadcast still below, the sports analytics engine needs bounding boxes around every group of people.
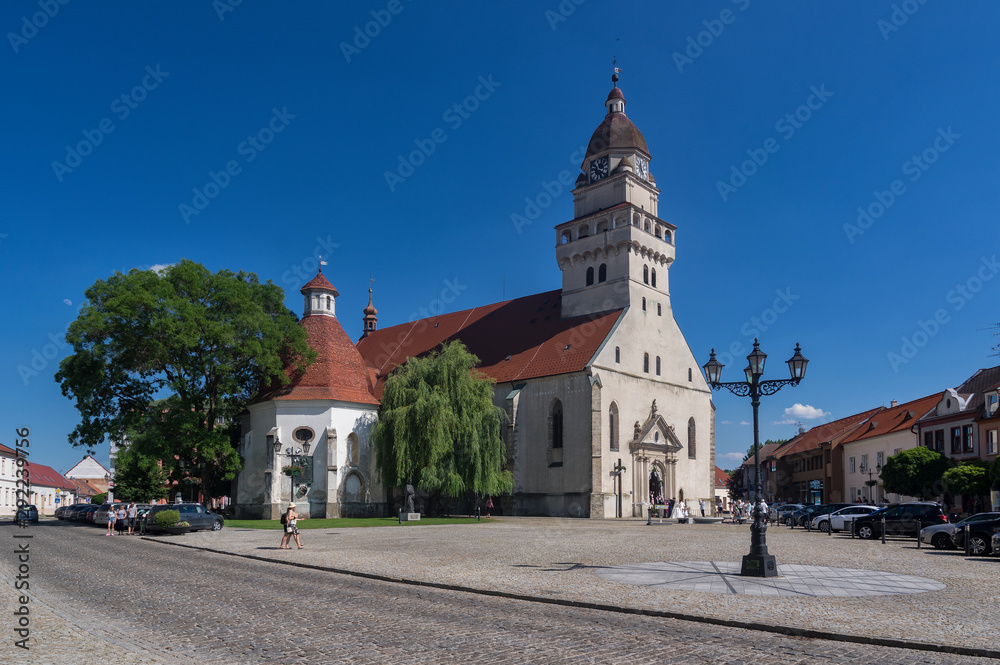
[105,502,141,536]
[728,498,768,524]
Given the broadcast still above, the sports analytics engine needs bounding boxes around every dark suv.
[952,515,1000,555]
[854,502,947,539]
[146,503,224,532]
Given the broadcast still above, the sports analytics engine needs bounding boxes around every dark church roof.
[356,289,624,399]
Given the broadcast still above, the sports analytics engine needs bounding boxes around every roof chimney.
[890,400,898,408]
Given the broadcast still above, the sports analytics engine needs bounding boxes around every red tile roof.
[840,394,939,444]
[26,462,72,489]
[0,442,16,456]
[66,478,102,496]
[714,466,730,487]
[300,270,339,296]
[774,407,884,459]
[255,313,379,405]
[356,289,624,399]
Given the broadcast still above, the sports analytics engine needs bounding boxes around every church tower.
[557,72,676,319]
[361,288,378,339]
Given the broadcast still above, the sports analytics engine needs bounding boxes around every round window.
[293,427,314,444]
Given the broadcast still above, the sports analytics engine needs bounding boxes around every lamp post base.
[741,553,778,577]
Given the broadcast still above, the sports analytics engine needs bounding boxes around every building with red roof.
[23,461,73,515]
[237,73,716,519]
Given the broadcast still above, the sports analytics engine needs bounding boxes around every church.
[234,73,716,519]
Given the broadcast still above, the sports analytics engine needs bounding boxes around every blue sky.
[2,1,998,475]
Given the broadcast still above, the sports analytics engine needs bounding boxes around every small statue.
[634,421,642,440]
[404,480,415,514]
[650,399,657,418]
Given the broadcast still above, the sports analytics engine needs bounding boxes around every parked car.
[920,512,1000,550]
[811,505,879,532]
[145,503,225,532]
[773,503,804,524]
[854,502,948,539]
[992,532,1000,556]
[62,504,87,521]
[951,514,1000,555]
[790,503,852,527]
[78,505,100,523]
[14,505,39,524]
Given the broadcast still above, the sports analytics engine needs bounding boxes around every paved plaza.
[4,517,1000,663]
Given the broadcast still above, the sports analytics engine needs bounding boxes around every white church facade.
[235,74,715,519]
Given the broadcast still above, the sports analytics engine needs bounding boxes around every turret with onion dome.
[361,288,378,339]
[555,68,677,319]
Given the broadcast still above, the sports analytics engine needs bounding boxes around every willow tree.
[56,260,314,500]
[372,341,513,503]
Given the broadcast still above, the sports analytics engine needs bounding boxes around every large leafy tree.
[942,461,990,500]
[372,341,513,502]
[881,447,952,500]
[111,444,169,503]
[56,260,314,500]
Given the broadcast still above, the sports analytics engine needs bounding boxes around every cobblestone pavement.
[1,519,998,664]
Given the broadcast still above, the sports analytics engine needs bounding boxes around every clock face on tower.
[589,156,609,182]
[635,156,648,181]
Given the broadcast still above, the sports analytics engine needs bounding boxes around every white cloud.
[739,420,751,426]
[148,263,174,274]
[775,403,831,425]
[62,299,72,306]
[720,420,732,425]
[719,451,745,462]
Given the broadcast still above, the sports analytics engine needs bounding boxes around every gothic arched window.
[651,268,657,288]
[688,418,696,459]
[643,265,649,284]
[609,402,619,451]
[643,353,649,373]
[656,356,661,375]
[598,264,607,282]
[551,400,564,449]
[586,267,594,286]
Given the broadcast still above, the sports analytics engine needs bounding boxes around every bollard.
[646,507,652,526]
[476,506,481,522]
[827,518,831,536]
[851,519,855,539]
[917,526,921,549]
[964,523,970,556]
[881,516,886,544]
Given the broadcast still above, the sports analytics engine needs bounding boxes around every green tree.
[742,438,787,462]
[942,460,990,500]
[111,444,169,503]
[726,467,744,501]
[372,341,513,504]
[91,492,107,504]
[881,447,952,500]
[56,260,314,501]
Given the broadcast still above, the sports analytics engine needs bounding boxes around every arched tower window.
[688,418,696,459]
[586,267,594,286]
[609,402,619,451]
[643,353,649,373]
[656,356,661,375]
[598,264,607,282]
[664,230,672,244]
[651,269,657,288]
[551,400,564,449]
[615,346,620,363]
[643,265,649,284]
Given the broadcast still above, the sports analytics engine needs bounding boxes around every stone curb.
[143,536,1000,661]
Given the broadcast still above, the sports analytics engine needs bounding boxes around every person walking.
[106,506,116,536]
[115,504,127,535]
[127,502,137,535]
[699,499,706,517]
[279,503,306,549]
[485,497,493,519]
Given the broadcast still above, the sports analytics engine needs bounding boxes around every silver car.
[811,505,878,532]
[919,512,1000,550]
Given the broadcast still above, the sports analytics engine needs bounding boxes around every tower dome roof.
[583,85,649,164]
[300,270,339,297]
[363,289,377,316]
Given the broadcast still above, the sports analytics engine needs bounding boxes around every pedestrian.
[699,499,706,517]
[127,502,137,535]
[115,504,127,534]
[106,505,115,536]
[485,497,493,519]
[280,502,306,549]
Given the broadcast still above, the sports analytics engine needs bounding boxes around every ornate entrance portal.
[629,400,683,516]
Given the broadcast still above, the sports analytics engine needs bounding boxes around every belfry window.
[651,269,656,288]
[643,265,649,284]
[586,267,594,286]
[656,356,661,375]
[598,264,607,282]
[643,353,649,373]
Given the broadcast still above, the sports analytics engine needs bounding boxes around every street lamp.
[703,339,809,577]
[862,462,882,504]
[612,459,627,518]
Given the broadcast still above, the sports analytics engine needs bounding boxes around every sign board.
[55,497,60,504]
